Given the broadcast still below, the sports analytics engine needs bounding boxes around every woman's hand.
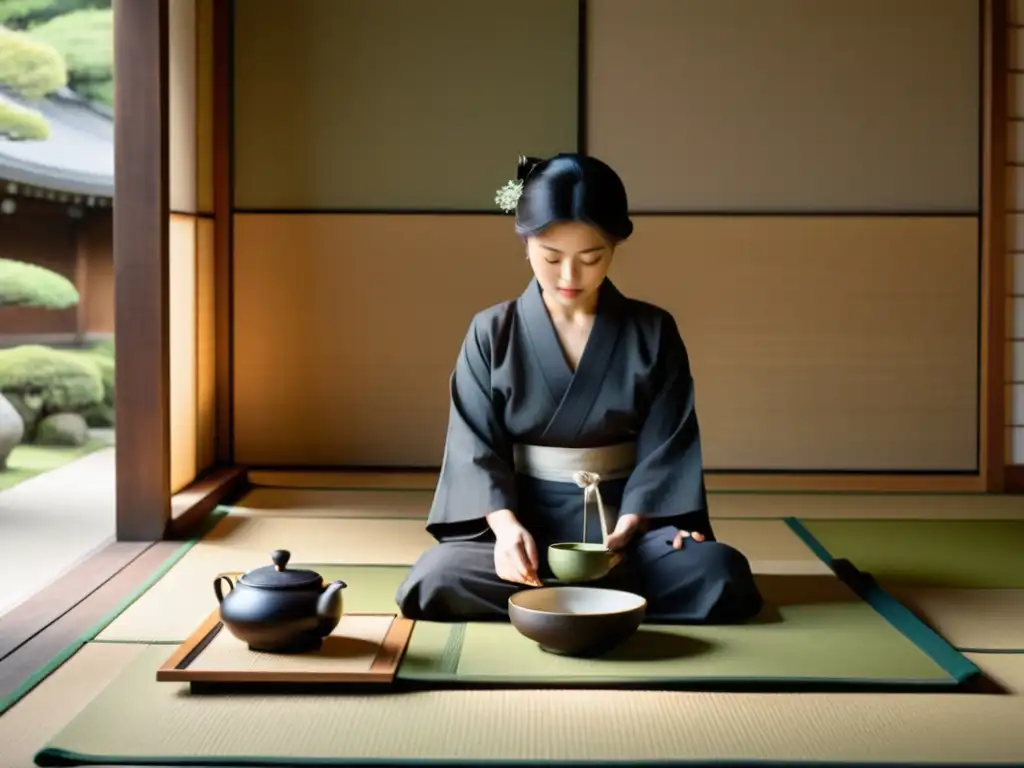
[671,529,705,548]
[605,514,705,550]
[605,513,644,551]
[486,510,543,587]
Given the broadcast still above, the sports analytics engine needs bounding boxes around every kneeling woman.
[396,153,764,624]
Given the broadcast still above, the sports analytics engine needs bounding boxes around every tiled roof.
[0,88,113,197]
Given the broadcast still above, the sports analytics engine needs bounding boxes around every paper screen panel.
[232,0,579,211]
[169,0,197,214]
[196,216,216,474]
[170,214,198,493]
[232,214,978,471]
[195,0,214,215]
[586,0,980,212]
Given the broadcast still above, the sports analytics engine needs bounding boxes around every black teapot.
[213,550,346,653]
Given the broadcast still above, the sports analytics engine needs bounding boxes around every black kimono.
[395,278,763,624]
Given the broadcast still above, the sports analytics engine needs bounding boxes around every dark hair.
[514,153,633,241]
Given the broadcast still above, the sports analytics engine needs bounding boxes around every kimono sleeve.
[425,316,518,542]
[617,313,714,539]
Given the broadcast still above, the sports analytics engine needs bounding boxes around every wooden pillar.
[72,219,88,340]
[981,0,1009,491]
[113,0,171,540]
[213,0,234,465]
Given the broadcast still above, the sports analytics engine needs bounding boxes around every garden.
[0,258,114,491]
[1,0,113,139]
[0,0,115,490]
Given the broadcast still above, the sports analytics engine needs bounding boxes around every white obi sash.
[512,442,636,545]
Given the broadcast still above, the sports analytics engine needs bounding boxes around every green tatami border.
[0,509,228,718]
[783,518,980,685]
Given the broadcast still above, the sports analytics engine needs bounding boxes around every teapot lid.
[238,550,323,589]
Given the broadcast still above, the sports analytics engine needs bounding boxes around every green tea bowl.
[547,542,619,583]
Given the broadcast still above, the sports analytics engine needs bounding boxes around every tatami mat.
[798,519,1024,588]
[227,487,433,518]
[0,642,146,768]
[95,516,824,644]
[94,515,434,644]
[710,492,1024,520]
[32,646,1024,766]
[186,514,436,563]
[248,469,438,490]
[882,587,1024,652]
[712,519,830,574]
[397,572,970,689]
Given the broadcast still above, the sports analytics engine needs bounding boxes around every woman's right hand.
[486,510,542,587]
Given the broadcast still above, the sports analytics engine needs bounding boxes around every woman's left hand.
[605,514,706,550]
[671,529,705,548]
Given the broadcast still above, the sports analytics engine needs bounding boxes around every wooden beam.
[981,0,1009,491]
[0,541,181,717]
[0,541,150,663]
[168,465,248,537]
[1005,464,1024,492]
[113,0,171,540]
[213,0,234,465]
[72,219,88,340]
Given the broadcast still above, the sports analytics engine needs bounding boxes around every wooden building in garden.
[0,88,113,345]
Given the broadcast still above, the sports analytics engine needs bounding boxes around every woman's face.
[526,221,615,311]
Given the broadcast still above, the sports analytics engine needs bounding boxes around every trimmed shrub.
[88,337,114,358]
[0,258,79,309]
[68,346,115,427]
[0,94,49,140]
[68,348,113,403]
[0,24,67,100]
[79,401,113,427]
[25,8,112,107]
[0,345,103,438]
[0,0,55,25]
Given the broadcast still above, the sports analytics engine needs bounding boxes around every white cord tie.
[573,471,611,545]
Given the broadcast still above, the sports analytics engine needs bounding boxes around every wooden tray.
[157,610,414,689]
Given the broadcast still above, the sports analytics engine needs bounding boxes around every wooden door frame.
[112,0,170,540]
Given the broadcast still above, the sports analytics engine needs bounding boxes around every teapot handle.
[214,575,234,603]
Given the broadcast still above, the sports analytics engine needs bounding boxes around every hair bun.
[517,155,544,183]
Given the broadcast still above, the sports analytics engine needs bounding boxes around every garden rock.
[35,412,89,447]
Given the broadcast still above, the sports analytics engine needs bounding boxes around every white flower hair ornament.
[494,179,524,213]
